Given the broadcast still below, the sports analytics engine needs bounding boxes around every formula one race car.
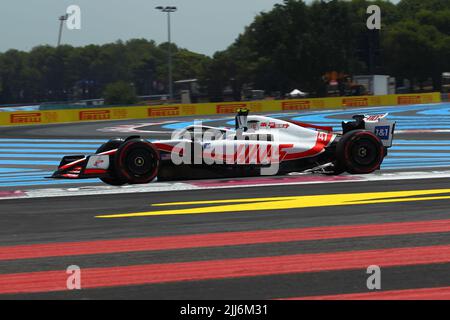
[50,110,396,185]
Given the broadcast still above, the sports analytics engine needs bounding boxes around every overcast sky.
[0,0,400,56]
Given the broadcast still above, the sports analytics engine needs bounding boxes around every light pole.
[155,6,177,101]
[57,14,69,47]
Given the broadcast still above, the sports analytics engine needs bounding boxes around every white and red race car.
[50,110,395,185]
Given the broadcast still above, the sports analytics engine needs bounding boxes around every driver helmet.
[247,120,260,131]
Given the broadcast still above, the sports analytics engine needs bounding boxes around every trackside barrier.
[0,92,442,126]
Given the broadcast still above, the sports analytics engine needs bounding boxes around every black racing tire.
[96,138,127,186]
[96,138,125,154]
[336,130,384,174]
[115,139,160,185]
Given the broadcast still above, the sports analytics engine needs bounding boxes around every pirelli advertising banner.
[0,92,442,126]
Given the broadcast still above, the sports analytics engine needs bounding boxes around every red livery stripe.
[284,133,333,160]
[287,120,334,132]
[153,143,174,153]
[59,157,86,171]
[83,169,106,175]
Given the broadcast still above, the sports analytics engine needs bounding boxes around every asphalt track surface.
[1,105,450,300]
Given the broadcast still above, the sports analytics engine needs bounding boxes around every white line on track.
[2,170,450,201]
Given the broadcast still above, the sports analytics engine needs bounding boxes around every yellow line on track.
[96,188,450,219]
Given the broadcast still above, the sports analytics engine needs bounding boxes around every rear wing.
[343,113,396,148]
[363,113,395,148]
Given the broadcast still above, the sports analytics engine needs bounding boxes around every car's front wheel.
[96,138,127,186]
[114,139,160,184]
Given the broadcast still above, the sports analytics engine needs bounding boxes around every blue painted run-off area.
[0,139,100,188]
[1,103,450,188]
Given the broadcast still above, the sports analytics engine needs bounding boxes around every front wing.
[49,153,113,179]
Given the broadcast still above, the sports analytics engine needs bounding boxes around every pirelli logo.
[148,107,180,117]
[282,101,311,111]
[79,110,111,121]
[398,96,421,105]
[10,113,42,124]
[216,104,247,114]
[343,98,369,107]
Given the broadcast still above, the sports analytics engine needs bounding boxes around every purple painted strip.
[0,190,26,198]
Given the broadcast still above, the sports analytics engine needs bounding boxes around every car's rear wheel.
[115,139,160,184]
[336,130,384,174]
[96,138,127,186]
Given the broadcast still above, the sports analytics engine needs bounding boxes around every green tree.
[1,0,449,104]
[103,81,138,105]
[207,0,450,97]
